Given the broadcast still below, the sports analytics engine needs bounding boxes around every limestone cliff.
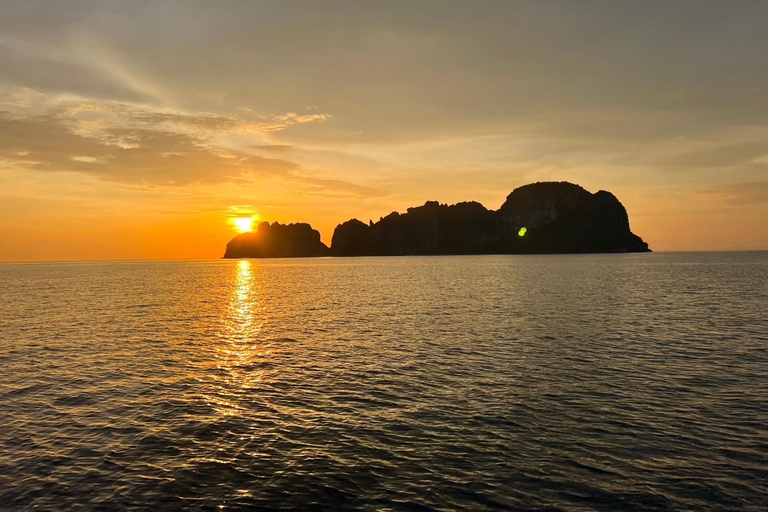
[224,182,650,258]
[330,182,649,256]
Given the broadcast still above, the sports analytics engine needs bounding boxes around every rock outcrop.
[496,182,650,253]
[331,200,506,256]
[330,182,649,255]
[223,182,650,258]
[224,221,330,258]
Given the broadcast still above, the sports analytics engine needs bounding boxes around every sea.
[1,252,766,511]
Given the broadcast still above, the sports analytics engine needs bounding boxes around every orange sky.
[1,1,767,261]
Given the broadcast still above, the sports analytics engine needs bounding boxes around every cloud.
[706,181,768,205]
[293,176,390,199]
[1,3,766,196]
[0,111,297,185]
[0,87,338,185]
[650,141,768,171]
[251,144,295,152]
[36,98,331,137]
[70,156,102,163]
[0,96,386,199]
[274,113,332,124]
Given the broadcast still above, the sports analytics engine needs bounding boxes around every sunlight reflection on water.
[207,260,271,416]
[1,253,767,510]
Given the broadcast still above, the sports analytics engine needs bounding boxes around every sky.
[1,0,767,261]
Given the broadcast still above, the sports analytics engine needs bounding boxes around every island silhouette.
[223,181,650,258]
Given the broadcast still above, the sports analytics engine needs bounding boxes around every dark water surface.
[1,253,767,511]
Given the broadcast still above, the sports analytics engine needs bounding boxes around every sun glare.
[233,217,254,233]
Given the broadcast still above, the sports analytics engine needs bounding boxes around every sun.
[233,217,254,233]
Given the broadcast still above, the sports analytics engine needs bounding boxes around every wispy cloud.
[0,111,295,185]
[706,181,768,205]
[0,94,386,200]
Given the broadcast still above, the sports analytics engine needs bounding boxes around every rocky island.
[224,221,330,258]
[223,182,650,258]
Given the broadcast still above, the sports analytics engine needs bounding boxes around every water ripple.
[1,253,767,510]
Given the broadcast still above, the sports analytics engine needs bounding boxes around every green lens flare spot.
[518,227,527,237]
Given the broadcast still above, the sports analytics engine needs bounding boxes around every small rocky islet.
[223,181,650,258]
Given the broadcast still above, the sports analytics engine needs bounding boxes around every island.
[223,181,650,258]
[224,221,330,258]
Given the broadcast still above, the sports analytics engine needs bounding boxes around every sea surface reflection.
[1,253,767,510]
[204,260,270,416]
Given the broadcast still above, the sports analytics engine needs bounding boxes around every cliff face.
[224,182,649,258]
[496,182,649,253]
[330,201,506,256]
[223,221,330,258]
[331,182,649,256]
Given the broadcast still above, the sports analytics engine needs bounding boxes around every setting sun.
[232,217,254,233]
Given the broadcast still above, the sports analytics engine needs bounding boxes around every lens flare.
[518,227,527,237]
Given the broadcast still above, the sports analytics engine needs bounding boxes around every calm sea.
[1,253,766,511]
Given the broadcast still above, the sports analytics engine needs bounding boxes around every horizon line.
[3,249,768,265]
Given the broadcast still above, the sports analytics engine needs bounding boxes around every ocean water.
[1,253,766,511]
